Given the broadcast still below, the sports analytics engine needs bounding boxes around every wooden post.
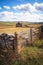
[14,32,18,53]
[30,28,32,43]
[14,32,18,44]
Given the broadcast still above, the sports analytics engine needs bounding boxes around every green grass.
[0,21,32,27]
[11,47,43,65]
[32,40,43,48]
[0,22,16,26]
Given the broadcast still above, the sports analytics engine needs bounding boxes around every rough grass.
[0,28,29,34]
[19,47,43,65]
[0,43,43,65]
[9,47,43,65]
[32,40,43,48]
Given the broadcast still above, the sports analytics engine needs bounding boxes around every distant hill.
[32,22,43,24]
[0,21,43,24]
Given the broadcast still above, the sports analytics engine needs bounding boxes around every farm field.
[0,27,29,34]
[0,22,29,34]
[0,22,42,34]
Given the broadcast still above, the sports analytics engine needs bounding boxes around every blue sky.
[0,0,43,22]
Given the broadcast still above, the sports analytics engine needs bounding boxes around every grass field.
[0,22,29,34]
[0,22,42,34]
[0,28,30,34]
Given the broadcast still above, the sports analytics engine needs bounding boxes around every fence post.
[30,28,32,43]
[14,32,18,53]
[15,32,18,44]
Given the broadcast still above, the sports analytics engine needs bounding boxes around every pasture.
[0,22,29,34]
[0,27,30,34]
[0,22,41,34]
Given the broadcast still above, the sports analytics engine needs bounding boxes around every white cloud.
[34,2,43,11]
[13,3,36,12]
[3,6,10,9]
[0,2,43,22]
[13,2,43,12]
[0,7,2,10]
[0,11,43,22]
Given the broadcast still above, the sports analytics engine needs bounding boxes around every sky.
[0,0,43,22]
